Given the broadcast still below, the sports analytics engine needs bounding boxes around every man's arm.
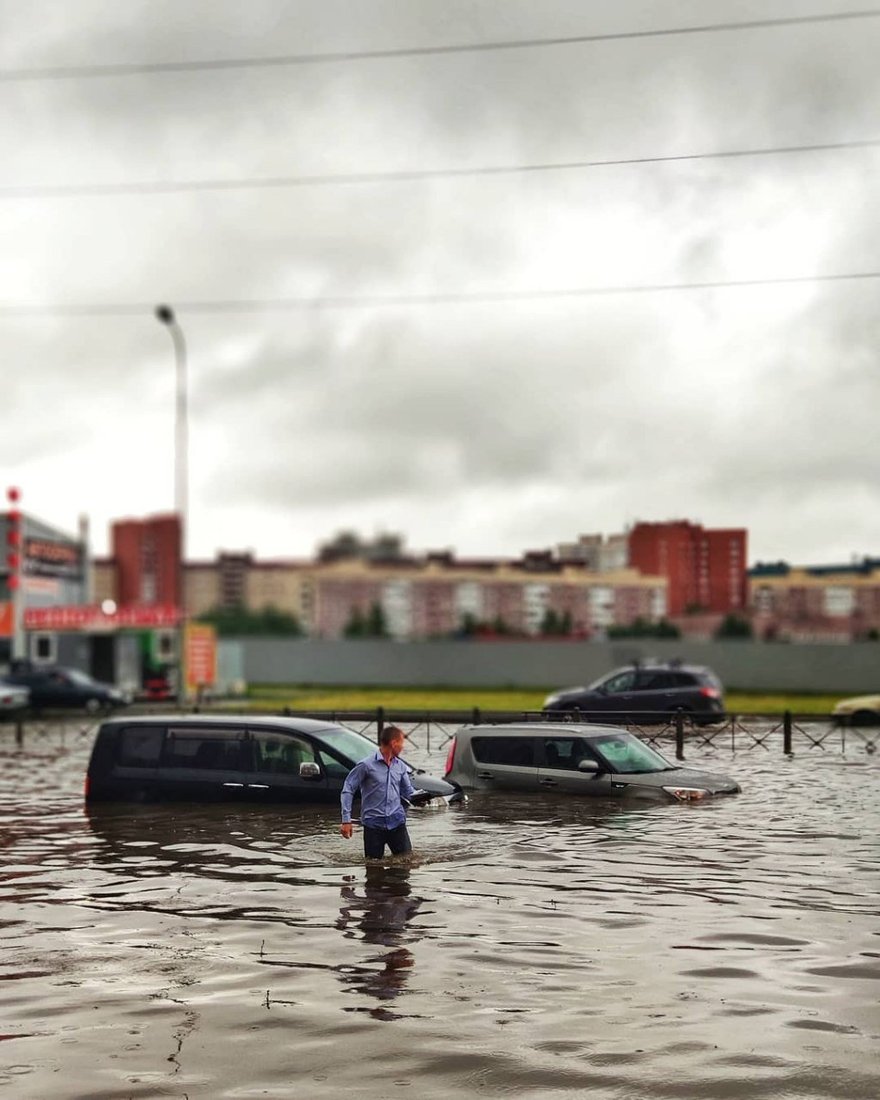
[398,763,417,803]
[340,762,364,837]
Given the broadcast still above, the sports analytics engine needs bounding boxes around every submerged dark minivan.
[85,715,462,806]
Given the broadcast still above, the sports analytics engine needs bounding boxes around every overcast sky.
[2,0,879,565]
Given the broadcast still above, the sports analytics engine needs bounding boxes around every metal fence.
[1,708,877,759]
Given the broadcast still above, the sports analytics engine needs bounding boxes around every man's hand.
[340,822,353,839]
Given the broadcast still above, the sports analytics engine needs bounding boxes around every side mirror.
[299,762,321,780]
[577,759,601,773]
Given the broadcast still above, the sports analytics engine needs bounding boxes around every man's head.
[379,724,406,757]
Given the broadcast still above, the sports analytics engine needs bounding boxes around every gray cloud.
[2,1,879,562]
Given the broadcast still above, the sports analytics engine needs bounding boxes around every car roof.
[618,662,709,673]
[99,714,365,735]
[458,722,637,740]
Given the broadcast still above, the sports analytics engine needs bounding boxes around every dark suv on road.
[542,662,725,725]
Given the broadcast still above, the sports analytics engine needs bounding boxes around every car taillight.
[444,737,457,776]
[699,686,721,699]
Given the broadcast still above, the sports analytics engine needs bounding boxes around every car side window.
[251,731,317,774]
[316,748,350,779]
[163,728,245,770]
[542,737,596,770]
[637,671,673,690]
[117,727,164,767]
[602,671,637,694]
[472,736,535,766]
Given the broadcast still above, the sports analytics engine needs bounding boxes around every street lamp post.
[155,305,188,536]
[155,305,188,700]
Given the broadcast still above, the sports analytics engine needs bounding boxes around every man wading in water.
[340,725,416,859]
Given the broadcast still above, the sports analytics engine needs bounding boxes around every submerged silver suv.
[444,722,740,802]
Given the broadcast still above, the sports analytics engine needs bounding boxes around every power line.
[2,9,879,82]
[2,271,879,318]
[3,137,879,200]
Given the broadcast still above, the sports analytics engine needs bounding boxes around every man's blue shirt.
[341,751,416,829]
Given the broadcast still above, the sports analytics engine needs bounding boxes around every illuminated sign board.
[24,604,182,631]
[24,537,83,579]
[185,623,217,689]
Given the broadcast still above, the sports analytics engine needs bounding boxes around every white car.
[0,679,30,714]
[832,694,880,726]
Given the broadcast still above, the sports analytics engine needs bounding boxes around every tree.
[541,608,573,636]
[365,601,388,638]
[457,612,479,637]
[607,617,681,639]
[344,602,388,638]
[714,614,753,640]
[540,608,560,635]
[343,607,367,638]
[196,604,303,636]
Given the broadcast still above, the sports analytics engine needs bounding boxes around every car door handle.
[247,783,270,789]
[222,782,245,788]
[539,778,558,786]
[476,772,494,780]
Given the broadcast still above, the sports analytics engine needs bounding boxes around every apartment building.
[556,533,629,572]
[749,559,880,641]
[628,520,747,616]
[277,556,665,639]
[185,553,315,627]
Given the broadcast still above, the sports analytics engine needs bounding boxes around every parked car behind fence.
[543,661,725,725]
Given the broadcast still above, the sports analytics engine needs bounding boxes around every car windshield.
[318,726,416,772]
[66,669,96,687]
[586,668,634,691]
[318,726,382,765]
[591,733,673,774]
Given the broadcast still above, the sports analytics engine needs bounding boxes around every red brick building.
[111,513,183,608]
[628,520,747,616]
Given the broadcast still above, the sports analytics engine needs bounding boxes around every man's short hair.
[379,724,405,746]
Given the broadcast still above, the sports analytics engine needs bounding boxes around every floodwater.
[1,725,878,1100]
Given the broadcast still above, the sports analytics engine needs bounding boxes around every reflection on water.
[336,864,423,1019]
[0,731,878,1099]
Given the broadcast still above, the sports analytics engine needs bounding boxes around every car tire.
[84,698,102,715]
[851,709,880,727]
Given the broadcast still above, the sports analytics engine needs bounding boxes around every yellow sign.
[185,623,217,691]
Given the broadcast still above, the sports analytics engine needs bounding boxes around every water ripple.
[0,732,877,1098]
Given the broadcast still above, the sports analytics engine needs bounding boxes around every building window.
[824,587,855,616]
[30,633,57,664]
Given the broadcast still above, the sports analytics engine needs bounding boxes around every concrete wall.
[223,638,880,694]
